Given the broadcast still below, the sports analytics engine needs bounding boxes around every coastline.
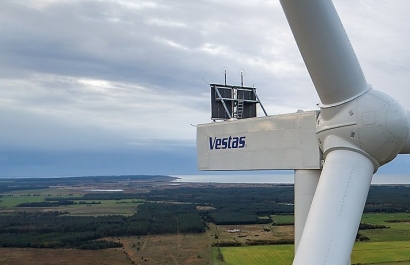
[172,173,410,185]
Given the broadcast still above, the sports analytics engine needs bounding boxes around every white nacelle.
[197,110,322,171]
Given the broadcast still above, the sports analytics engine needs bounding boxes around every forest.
[0,203,204,249]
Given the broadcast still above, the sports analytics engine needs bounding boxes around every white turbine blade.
[280,0,369,106]
[293,150,374,265]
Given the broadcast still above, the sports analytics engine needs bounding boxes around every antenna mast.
[239,69,245,87]
[222,67,228,86]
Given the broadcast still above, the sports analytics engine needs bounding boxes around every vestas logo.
[209,136,246,150]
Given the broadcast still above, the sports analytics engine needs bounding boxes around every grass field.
[220,241,410,265]
[271,214,294,225]
[119,233,213,265]
[0,198,141,216]
[0,248,130,265]
[0,188,84,208]
[373,263,410,265]
[0,231,212,265]
[0,188,143,216]
[221,245,294,265]
[361,213,410,242]
[60,199,142,216]
[219,213,410,265]
[352,241,410,264]
[0,194,45,208]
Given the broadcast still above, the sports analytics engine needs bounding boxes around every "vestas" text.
[209,136,246,150]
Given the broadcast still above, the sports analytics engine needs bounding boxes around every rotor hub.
[316,89,409,171]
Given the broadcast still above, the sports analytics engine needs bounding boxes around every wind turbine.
[196,0,410,264]
[281,0,410,263]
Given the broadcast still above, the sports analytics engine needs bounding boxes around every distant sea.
[172,173,410,185]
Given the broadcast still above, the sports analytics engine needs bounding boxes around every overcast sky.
[0,0,409,177]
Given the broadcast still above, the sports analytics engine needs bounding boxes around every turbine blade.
[280,0,369,106]
[293,150,374,265]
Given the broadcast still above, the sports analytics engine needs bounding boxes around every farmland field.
[0,248,130,265]
[219,213,410,265]
[221,245,294,265]
[271,214,294,225]
[360,213,410,242]
[220,241,410,265]
[119,234,213,265]
[1,177,410,264]
[0,184,145,216]
[59,199,142,216]
[352,241,410,264]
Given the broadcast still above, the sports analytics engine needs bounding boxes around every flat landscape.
[1,175,410,264]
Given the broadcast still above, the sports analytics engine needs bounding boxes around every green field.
[220,213,410,265]
[0,194,45,208]
[0,190,142,216]
[0,188,83,208]
[271,214,294,225]
[221,245,294,265]
[60,200,142,216]
[352,241,410,264]
[361,213,410,242]
[220,241,410,265]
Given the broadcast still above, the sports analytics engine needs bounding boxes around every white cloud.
[0,73,208,151]
[0,0,409,175]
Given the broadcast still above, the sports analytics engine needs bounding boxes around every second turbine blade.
[280,0,369,106]
[293,149,374,265]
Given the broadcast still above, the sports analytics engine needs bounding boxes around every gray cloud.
[0,0,409,176]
